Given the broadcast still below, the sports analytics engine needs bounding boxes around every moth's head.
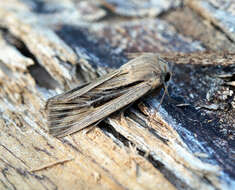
[148,56,171,89]
[158,57,171,85]
[121,53,172,89]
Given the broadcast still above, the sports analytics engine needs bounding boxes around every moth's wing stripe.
[53,82,151,137]
[48,106,90,118]
[47,96,100,110]
[47,70,121,104]
[46,82,89,104]
[47,103,86,110]
[65,70,121,101]
[49,109,94,129]
[96,74,133,90]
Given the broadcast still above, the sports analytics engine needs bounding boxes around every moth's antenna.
[156,82,168,111]
[156,71,172,111]
[164,73,172,97]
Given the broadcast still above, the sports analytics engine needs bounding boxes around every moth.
[46,53,171,137]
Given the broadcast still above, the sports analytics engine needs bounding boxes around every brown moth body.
[46,54,171,137]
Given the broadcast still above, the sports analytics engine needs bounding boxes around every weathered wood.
[186,0,235,42]
[87,18,204,53]
[97,0,181,17]
[0,0,234,190]
[163,6,235,52]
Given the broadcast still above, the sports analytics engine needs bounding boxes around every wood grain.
[0,0,234,189]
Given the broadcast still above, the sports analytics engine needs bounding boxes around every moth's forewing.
[53,83,151,137]
[46,54,169,137]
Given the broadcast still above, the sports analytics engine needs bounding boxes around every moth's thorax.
[121,53,171,88]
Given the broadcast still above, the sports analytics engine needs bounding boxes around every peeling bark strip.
[30,158,73,172]
[0,0,234,190]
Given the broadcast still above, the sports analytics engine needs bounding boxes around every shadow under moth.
[46,53,171,137]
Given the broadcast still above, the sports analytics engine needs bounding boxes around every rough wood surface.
[186,0,235,42]
[0,0,234,190]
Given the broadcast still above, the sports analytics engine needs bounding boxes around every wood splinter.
[30,158,74,172]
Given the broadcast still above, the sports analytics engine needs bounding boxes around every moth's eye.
[165,72,171,82]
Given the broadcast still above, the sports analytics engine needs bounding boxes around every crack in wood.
[99,120,192,190]
[0,144,29,168]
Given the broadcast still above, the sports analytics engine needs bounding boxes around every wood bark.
[0,0,234,189]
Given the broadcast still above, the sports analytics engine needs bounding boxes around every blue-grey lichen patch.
[98,0,181,17]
